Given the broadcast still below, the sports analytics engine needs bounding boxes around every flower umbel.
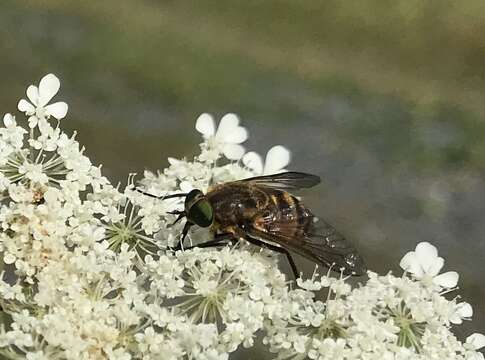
[386,301,426,351]
[0,74,482,360]
[103,175,161,262]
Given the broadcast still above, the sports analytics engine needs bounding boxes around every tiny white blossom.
[450,302,473,324]
[17,73,68,128]
[466,333,485,350]
[196,113,247,160]
[0,113,26,149]
[242,145,291,175]
[399,241,459,288]
[18,162,48,184]
[3,253,16,265]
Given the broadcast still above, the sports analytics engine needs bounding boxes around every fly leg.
[244,236,299,279]
[173,233,236,251]
[172,222,193,251]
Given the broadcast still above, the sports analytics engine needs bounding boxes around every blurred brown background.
[1,1,484,357]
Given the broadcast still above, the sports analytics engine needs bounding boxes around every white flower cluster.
[0,74,482,360]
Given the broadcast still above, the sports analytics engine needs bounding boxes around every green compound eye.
[188,199,214,227]
[185,189,203,208]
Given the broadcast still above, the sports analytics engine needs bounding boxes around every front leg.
[173,232,237,251]
[173,222,193,250]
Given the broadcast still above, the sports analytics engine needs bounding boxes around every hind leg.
[244,236,299,279]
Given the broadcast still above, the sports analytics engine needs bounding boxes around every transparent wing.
[239,171,320,190]
[247,215,366,276]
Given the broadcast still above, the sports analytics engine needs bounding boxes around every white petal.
[242,151,264,174]
[3,113,15,127]
[18,99,35,114]
[466,333,485,350]
[399,252,424,277]
[216,113,240,139]
[433,271,459,288]
[195,113,215,136]
[456,302,473,318]
[28,116,38,129]
[449,312,463,325]
[26,85,39,105]
[427,256,444,276]
[225,125,248,144]
[415,241,438,257]
[415,242,439,272]
[167,157,182,165]
[223,144,245,160]
[3,253,16,264]
[38,73,60,106]
[264,145,291,174]
[450,302,472,325]
[216,113,248,143]
[45,102,68,119]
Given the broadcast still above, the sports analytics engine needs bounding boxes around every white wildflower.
[450,301,473,324]
[17,73,68,128]
[242,145,291,175]
[399,241,459,288]
[196,113,248,161]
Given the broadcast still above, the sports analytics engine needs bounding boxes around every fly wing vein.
[247,215,366,275]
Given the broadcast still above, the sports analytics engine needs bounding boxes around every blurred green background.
[1,0,485,357]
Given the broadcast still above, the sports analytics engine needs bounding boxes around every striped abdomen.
[252,188,314,241]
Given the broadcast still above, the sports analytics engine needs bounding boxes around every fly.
[139,172,365,277]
